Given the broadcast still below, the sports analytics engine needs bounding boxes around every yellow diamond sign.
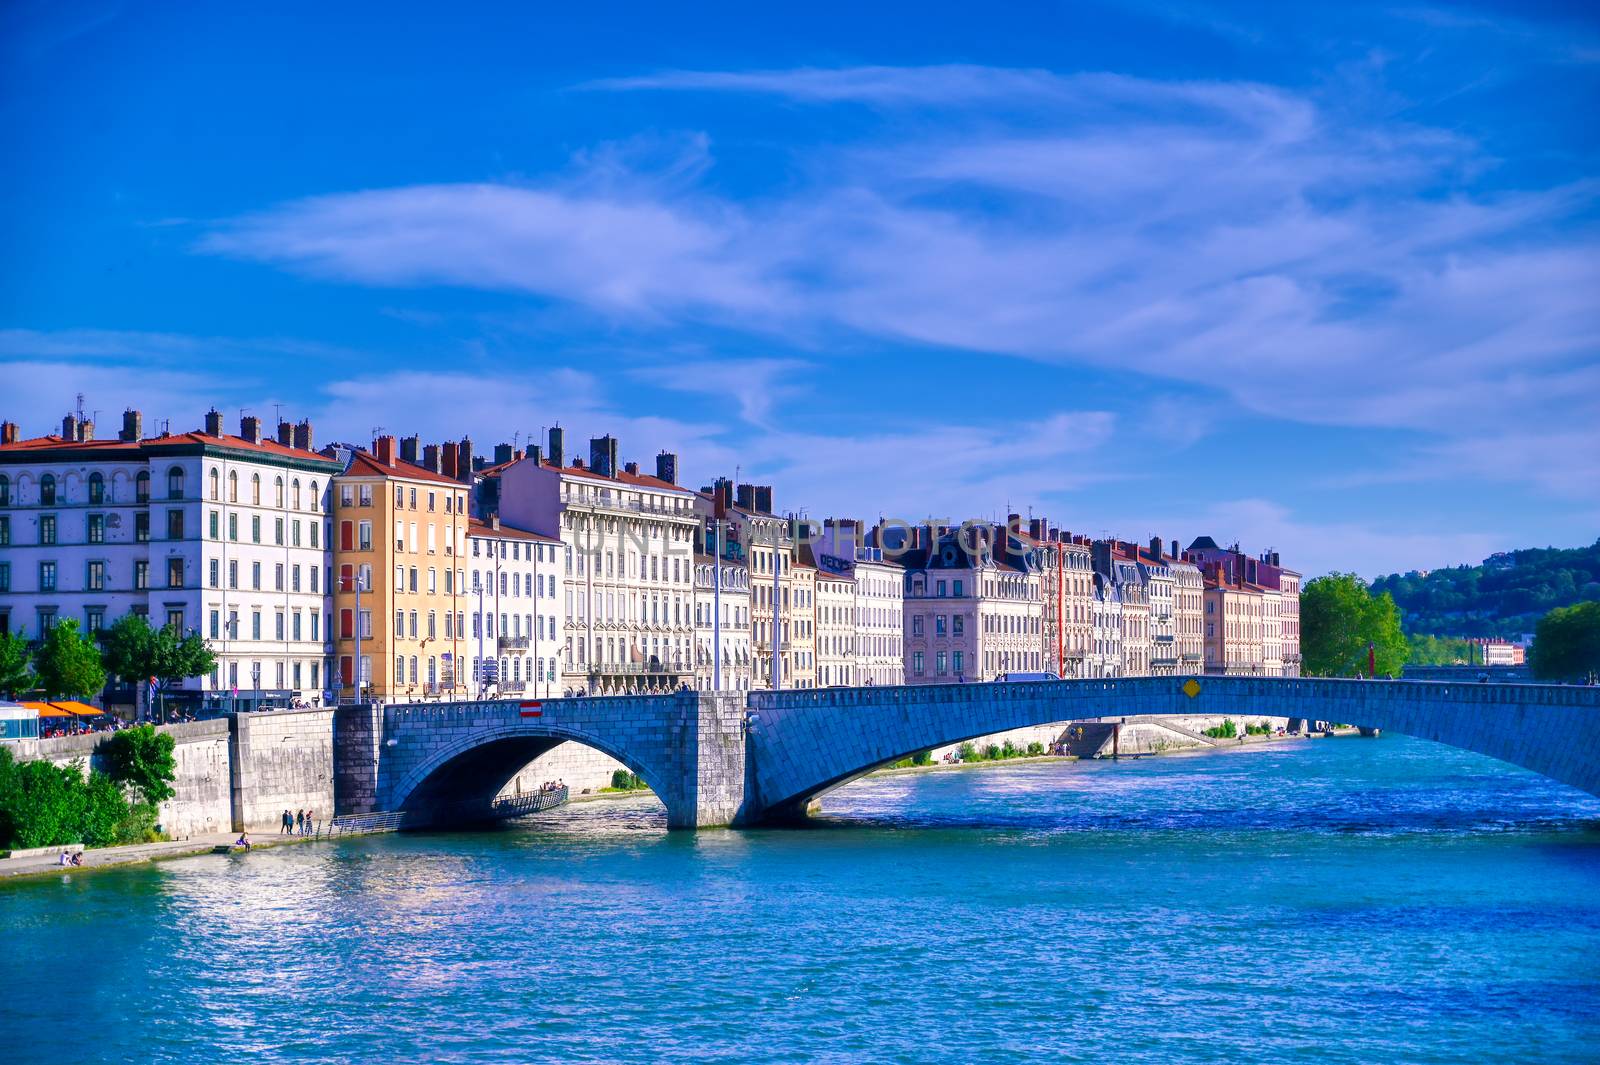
[1182,679,1202,699]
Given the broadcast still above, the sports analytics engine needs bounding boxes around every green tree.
[1530,602,1600,682]
[1302,573,1409,677]
[99,614,218,716]
[101,725,177,805]
[0,629,34,697]
[33,619,107,701]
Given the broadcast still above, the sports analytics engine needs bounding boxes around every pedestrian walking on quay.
[281,809,293,835]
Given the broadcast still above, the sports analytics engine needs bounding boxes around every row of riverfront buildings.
[0,409,1301,707]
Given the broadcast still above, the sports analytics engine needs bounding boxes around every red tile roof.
[1,430,338,465]
[343,449,465,486]
[466,518,559,544]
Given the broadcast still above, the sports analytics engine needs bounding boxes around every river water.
[4,735,1599,1064]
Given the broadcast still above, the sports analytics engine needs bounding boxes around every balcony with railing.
[498,635,531,651]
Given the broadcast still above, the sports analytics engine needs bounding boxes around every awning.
[20,701,71,718]
[51,701,103,717]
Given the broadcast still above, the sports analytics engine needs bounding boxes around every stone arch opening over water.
[392,729,668,824]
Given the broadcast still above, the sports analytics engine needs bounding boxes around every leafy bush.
[956,742,978,763]
[0,748,137,850]
[608,769,647,791]
[1026,741,1045,756]
[102,725,177,804]
[1203,718,1238,739]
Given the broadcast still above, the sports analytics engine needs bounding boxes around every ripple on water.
[2,735,1598,1065]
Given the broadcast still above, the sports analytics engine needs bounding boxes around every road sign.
[1182,678,1202,699]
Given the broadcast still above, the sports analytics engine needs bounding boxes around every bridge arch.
[746,677,1600,822]
[388,724,668,821]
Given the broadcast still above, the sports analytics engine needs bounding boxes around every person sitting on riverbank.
[57,851,71,866]
[70,851,83,867]
[235,832,251,851]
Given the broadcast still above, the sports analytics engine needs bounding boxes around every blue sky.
[3,1,1596,579]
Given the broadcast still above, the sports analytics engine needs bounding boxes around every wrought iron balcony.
[498,636,531,651]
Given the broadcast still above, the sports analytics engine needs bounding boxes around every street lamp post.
[250,662,261,713]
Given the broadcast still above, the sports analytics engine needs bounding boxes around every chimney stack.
[442,441,459,480]
[240,415,262,444]
[589,435,619,478]
[204,408,224,436]
[422,443,442,473]
[526,443,542,466]
[1029,518,1046,540]
[400,435,420,464]
[623,461,639,475]
[655,451,679,485]
[276,420,294,446]
[119,409,143,442]
[293,419,313,451]
[62,413,79,441]
[457,438,474,483]
[736,483,755,510]
[0,421,16,446]
[754,486,774,514]
[373,435,396,466]
[1150,535,1163,559]
[548,426,564,468]
[494,443,514,465]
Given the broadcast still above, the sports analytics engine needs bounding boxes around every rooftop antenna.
[273,402,284,425]
[75,392,86,422]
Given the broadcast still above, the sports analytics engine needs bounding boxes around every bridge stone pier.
[335,691,748,829]
[334,678,1600,829]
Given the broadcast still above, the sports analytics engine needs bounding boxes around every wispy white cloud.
[189,64,1599,519]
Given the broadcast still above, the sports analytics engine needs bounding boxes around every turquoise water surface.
[4,735,1599,1064]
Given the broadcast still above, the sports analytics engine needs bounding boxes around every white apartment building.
[1172,556,1205,675]
[695,480,802,690]
[498,432,699,696]
[813,562,856,687]
[467,517,563,699]
[1133,542,1177,676]
[815,520,904,688]
[691,525,753,692]
[0,409,338,706]
[1089,572,1124,677]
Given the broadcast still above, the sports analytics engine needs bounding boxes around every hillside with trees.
[1372,538,1600,640]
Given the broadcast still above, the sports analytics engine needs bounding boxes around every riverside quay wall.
[18,708,334,836]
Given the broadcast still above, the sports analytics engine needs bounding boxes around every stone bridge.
[335,678,1600,828]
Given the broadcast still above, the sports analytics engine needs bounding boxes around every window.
[913,651,925,676]
[87,560,105,590]
[86,608,104,633]
[40,474,56,505]
[134,513,148,543]
[912,615,924,636]
[88,513,105,543]
[275,477,284,507]
[251,474,261,504]
[252,611,262,640]
[251,516,261,543]
[228,513,238,541]
[167,509,184,539]
[275,563,285,591]
[292,479,301,508]
[209,511,219,539]
[0,475,8,505]
[359,485,372,506]
[39,561,57,592]
[953,615,964,636]
[935,615,946,636]
[167,466,184,499]
[209,559,219,587]
[229,470,238,502]
[136,471,150,503]
[40,515,56,545]
[88,472,105,504]
[953,650,964,675]
[167,558,183,588]
[134,561,149,589]
[210,468,219,500]
[340,520,355,551]
[358,521,372,550]
[0,562,8,592]
[210,611,221,639]
[251,561,261,589]
[953,579,964,597]
[228,560,238,588]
